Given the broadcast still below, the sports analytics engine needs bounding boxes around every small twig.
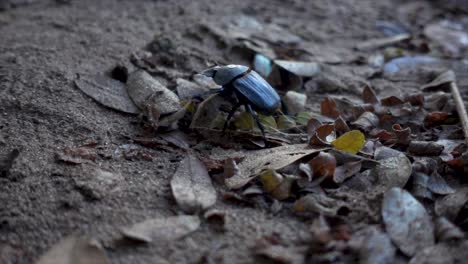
[450,80,468,144]
[355,33,411,51]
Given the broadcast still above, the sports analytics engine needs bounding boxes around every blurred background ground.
[0,0,467,263]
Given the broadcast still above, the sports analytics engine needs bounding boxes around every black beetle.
[200,65,281,141]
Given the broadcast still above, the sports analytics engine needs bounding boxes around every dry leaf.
[435,187,468,221]
[171,155,217,213]
[373,153,412,191]
[424,111,450,127]
[36,235,109,264]
[309,152,337,180]
[351,112,379,131]
[224,144,324,189]
[333,161,362,183]
[421,70,455,91]
[362,85,380,105]
[408,141,444,156]
[331,130,365,154]
[382,188,434,257]
[434,217,465,241]
[259,170,295,200]
[349,226,396,264]
[294,193,346,216]
[309,124,336,146]
[74,74,140,114]
[121,215,200,243]
[408,244,453,264]
[126,70,181,114]
[321,98,340,119]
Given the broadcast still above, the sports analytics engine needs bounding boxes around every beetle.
[200,64,281,141]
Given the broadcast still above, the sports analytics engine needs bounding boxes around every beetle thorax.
[213,65,249,86]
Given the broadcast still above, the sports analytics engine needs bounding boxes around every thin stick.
[450,81,468,144]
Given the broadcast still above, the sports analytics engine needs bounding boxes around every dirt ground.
[0,0,468,263]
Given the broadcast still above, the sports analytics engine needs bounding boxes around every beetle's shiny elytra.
[201,64,281,141]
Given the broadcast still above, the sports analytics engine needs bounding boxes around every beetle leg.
[245,104,267,142]
[223,102,242,133]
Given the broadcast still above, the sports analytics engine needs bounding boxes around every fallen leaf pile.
[36,8,468,264]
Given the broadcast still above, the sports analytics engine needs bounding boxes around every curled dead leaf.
[309,152,337,180]
[309,124,336,146]
[321,98,340,119]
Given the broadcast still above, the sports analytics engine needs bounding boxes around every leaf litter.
[28,3,468,263]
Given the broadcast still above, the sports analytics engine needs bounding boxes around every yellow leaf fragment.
[331,130,365,154]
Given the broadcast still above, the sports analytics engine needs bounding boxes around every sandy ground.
[0,0,467,263]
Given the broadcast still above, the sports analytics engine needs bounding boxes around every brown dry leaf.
[74,74,140,114]
[293,193,346,216]
[370,129,395,143]
[309,152,337,180]
[171,155,217,213]
[424,111,450,127]
[362,85,380,105]
[36,235,109,264]
[321,98,340,119]
[121,215,200,243]
[382,188,434,257]
[224,144,325,189]
[203,209,227,232]
[352,104,376,120]
[331,130,365,154]
[392,124,411,145]
[408,141,444,156]
[334,116,350,133]
[380,96,404,106]
[309,124,336,146]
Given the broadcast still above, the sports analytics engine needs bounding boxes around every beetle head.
[201,65,249,86]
